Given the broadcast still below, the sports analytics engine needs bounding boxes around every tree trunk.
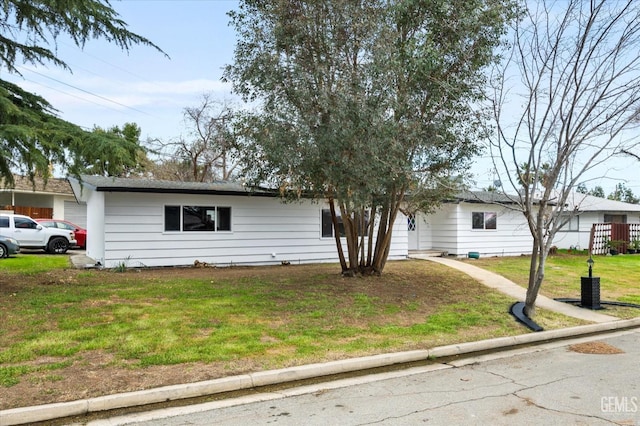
[329,198,347,273]
[524,240,547,317]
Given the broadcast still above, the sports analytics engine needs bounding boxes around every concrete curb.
[3,317,640,426]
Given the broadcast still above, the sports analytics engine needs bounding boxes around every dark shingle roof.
[70,175,278,197]
[450,190,521,204]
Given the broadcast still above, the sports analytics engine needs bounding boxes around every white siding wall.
[415,202,533,257]
[99,192,408,268]
[427,204,459,254]
[454,203,532,257]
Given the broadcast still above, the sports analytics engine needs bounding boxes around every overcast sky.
[4,0,639,194]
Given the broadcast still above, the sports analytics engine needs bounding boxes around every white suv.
[0,214,77,254]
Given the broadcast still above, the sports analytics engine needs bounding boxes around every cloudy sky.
[4,0,639,194]
[6,0,238,143]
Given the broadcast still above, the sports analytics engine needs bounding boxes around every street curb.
[2,318,640,425]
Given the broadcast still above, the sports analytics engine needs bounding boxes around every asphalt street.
[82,328,640,426]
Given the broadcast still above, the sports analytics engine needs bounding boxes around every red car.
[36,219,87,249]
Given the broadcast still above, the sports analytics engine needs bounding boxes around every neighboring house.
[553,193,640,250]
[408,191,534,258]
[0,175,86,224]
[68,175,408,268]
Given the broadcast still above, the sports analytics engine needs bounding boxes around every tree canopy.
[0,0,164,186]
[225,0,517,275]
[0,0,163,74]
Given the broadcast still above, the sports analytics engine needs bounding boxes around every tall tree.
[488,0,640,316]
[225,0,517,275]
[607,183,639,204]
[77,123,151,177]
[576,183,606,198]
[0,0,164,186]
[151,95,241,182]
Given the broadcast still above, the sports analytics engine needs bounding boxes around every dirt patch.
[568,341,625,355]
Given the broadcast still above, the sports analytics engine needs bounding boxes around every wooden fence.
[0,206,53,219]
[589,223,640,254]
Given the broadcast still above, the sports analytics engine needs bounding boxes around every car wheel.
[0,244,6,258]
[47,237,69,254]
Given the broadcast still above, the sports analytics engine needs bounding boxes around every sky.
[3,0,640,195]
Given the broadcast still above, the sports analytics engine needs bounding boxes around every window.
[14,217,38,229]
[559,214,579,231]
[0,217,8,228]
[321,209,369,238]
[472,212,497,230]
[604,214,627,224]
[164,205,231,232]
[407,214,416,231]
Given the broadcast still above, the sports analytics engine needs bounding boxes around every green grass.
[0,254,70,274]
[0,260,553,391]
[468,252,640,318]
[6,252,630,399]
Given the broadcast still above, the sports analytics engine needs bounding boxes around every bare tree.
[489,0,640,316]
[152,94,241,182]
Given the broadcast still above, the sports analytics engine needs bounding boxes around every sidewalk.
[410,254,619,323]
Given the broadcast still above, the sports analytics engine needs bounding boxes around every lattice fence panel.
[590,223,612,255]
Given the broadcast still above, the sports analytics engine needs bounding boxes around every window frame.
[321,208,370,238]
[164,205,232,233]
[471,211,497,231]
[559,213,580,232]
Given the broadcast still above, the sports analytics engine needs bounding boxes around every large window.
[472,212,497,230]
[321,209,370,238]
[164,205,231,232]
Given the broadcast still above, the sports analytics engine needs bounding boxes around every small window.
[604,214,627,224]
[560,214,579,231]
[472,212,497,230]
[164,206,181,231]
[0,217,8,228]
[321,209,368,238]
[407,214,416,231]
[217,207,231,231]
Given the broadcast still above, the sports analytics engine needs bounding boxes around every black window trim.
[164,205,232,233]
[472,211,497,231]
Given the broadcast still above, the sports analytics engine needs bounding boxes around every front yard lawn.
[0,256,585,409]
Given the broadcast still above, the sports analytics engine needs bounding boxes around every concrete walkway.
[410,254,618,323]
